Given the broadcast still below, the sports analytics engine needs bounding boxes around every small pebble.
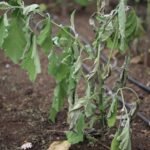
[5,64,10,69]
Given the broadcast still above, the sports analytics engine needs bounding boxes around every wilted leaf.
[67,112,85,144]
[66,131,84,144]
[0,15,8,47]
[111,119,131,150]
[111,131,120,150]
[70,10,76,34]
[21,35,41,81]
[48,51,70,82]
[0,1,12,10]
[101,22,114,42]
[107,97,118,127]
[118,0,126,51]
[49,80,68,122]
[3,14,27,63]
[37,15,52,54]
[118,120,131,150]
[23,4,39,15]
[48,141,71,150]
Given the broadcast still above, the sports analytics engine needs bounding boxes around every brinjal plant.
[0,0,142,149]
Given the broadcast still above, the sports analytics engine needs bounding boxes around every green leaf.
[100,22,114,42]
[70,98,85,111]
[49,80,68,122]
[118,120,131,150]
[3,14,27,63]
[66,131,84,144]
[8,0,23,6]
[111,120,132,150]
[56,26,73,48]
[74,0,89,6]
[48,52,70,82]
[107,97,118,127]
[125,9,144,41]
[23,4,39,15]
[49,107,57,123]
[68,111,85,142]
[72,56,81,76]
[0,15,8,48]
[37,15,52,54]
[111,130,120,150]
[21,35,41,81]
[118,0,126,51]
[0,2,12,10]
[107,36,119,50]
[76,113,85,133]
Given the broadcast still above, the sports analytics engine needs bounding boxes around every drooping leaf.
[117,120,131,150]
[67,112,85,143]
[0,15,9,47]
[3,13,27,63]
[107,97,118,127]
[111,130,121,150]
[125,9,144,41]
[72,55,81,76]
[70,10,76,34]
[49,80,68,122]
[56,26,73,48]
[106,36,120,50]
[66,131,84,144]
[21,35,41,81]
[118,0,126,51]
[70,98,85,111]
[125,10,137,39]
[37,15,52,54]
[48,51,71,82]
[23,4,39,15]
[111,120,132,150]
[100,22,114,42]
[76,113,85,133]
[0,1,12,10]
[31,35,41,74]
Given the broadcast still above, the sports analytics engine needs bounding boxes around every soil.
[0,1,150,150]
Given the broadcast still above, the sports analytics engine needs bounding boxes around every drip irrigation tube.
[100,54,150,93]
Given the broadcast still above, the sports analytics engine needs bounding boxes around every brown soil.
[0,2,150,150]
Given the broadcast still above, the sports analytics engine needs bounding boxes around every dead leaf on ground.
[48,140,71,150]
[131,55,143,64]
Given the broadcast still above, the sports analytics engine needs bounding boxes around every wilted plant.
[0,0,142,149]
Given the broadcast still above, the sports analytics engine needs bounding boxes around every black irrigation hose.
[128,76,150,93]
[100,54,150,93]
[82,64,150,127]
